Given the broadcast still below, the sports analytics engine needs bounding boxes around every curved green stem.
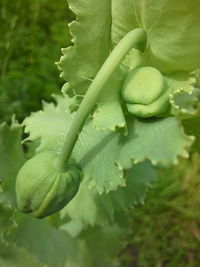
[54,28,147,172]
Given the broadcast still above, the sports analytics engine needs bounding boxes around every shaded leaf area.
[0,205,13,236]
[65,223,125,267]
[61,161,157,226]
[170,88,200,116]
[0,0,74,122]
[1,210,126,267]
[183,117,200,154]
[119,155,200,267]
[4,215,76,267]
[0,121,25,207]
[0,242,43,267]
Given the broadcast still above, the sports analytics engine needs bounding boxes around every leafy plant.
[1,0,200,266]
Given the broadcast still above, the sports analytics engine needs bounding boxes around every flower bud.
[121,66,169,117]
[16,151,82,218]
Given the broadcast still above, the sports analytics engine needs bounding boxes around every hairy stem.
[54,28,147,172]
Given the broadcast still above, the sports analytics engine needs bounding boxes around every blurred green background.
[1,1,200,266]
[0,0,73,122]
[119,155,200,267]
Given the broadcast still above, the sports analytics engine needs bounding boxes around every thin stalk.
[54,28,147,172]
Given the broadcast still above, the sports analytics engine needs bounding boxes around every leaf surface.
[119,117,193,167]
[61,161,157,226]
[6,215,76,267]
[0,242,43,267]
[0,121,25,207]
[112,0,200,72]
[57,0,111,95]
[92,70,126,131]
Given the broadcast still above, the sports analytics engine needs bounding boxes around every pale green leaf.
[92,70,126,131]
[74,121,124,192]
[23,95,74,153]
[57,0,111,95]
[58,0,200,100]
[118,117,193,167]
[165,72,196,94]
[169,88,200,116]
[112,0,200,72]
[111,0,138,46]
[165,72,199,117]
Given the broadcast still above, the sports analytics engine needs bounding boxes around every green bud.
[16,151,82,218]
[121,66,169,118]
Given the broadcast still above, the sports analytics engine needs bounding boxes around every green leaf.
[111,0,138,46]
[0,242,43,267]
[61,161,157,226]
[58,0,200,99]
[169,88,200,116]
[165,72,196,94]
[5,215,76,267]
[118,117,193,167]
[23,95,74,153]
[92,70,126,131]
[182,117,200,154]
[74,121,124,192]
[0,120,25,207]
[112,0,200,72]
[57,0,111,95]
